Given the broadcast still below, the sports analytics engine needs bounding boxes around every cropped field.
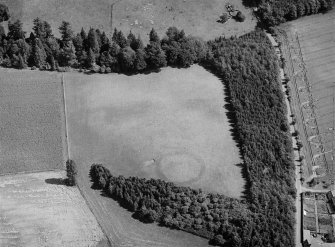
[279,10,335,186]
[2,0,256,42]
[0,69,65,174]
[0,171,107,247]
[65,65,243,246]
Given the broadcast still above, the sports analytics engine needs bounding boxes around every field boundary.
[0,168,64,177]
[75,179,113,247]
[61,74,113,247]
[61,73,70,162]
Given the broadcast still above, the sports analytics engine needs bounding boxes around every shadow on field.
[45,178,66,185]
[202,67,252,202]
[235,163,252,202]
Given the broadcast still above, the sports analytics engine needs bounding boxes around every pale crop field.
[0,171,107,247]
[65,65,243,246]
[280,10,335,187]
[0,69,65,174]
[2,0,256,42]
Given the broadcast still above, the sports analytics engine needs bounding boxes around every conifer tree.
[0,3,9,22]
[149,28,160,43]
[112,28,118,43]
[127,31,136,47]
[33,18,52,41]
[59,21,74,43]
[66,159,77,186]
[8,20,25,40]
[50,54,56,71]
[134,48,147,72]
[80,27,87,41]
[31,38,47,68]
[73,33,84,54]
[100,31,110,52]
[117,30,127,48]
[145,42,166,70]
[58,41,76,67]
[86,48,96,68]
[87,28,100,53]
[17,54,27,69]
[119,47,136,72]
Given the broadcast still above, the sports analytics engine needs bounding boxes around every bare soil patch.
[0,171,106,247]
[0,69,65,174]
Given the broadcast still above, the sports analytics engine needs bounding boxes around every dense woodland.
[205,31,296,246]
[256,0,335,26]
[90,30,296,247]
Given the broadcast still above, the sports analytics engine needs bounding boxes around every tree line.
[0,18,208,73]
[256,0,335,26]
[89,30,296,247]
[90,164,254,246]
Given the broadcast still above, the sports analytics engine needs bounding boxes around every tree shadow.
[242,0,260,8]
[202,66,252,203]
[45,178,66,185]
[235,163,252,202]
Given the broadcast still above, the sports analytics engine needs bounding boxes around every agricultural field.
[65,65,243,246]
[0,171,107,247]
[0,69,65,174]
[2,0,256,42]
[278,9,335,188]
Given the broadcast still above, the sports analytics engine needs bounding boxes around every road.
[266,32,303,247]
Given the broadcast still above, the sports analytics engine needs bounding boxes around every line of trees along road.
[90,31,296,247]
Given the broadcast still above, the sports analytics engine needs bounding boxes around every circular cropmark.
[157,152,205,184]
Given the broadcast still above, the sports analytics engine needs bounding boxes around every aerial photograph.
[0,0,334,246]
